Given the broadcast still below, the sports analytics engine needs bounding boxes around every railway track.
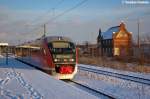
[16,58,116,99]
[65,80,116,99]
[79,66,150,86]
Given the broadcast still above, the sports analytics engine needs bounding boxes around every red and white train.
[15,36,78,79]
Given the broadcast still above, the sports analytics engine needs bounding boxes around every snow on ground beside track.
[79,64,150,80]
[0,57,99,99]
[0,55,4,58]
[74,64,150,99]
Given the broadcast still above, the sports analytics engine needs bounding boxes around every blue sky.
[0,0,150,44]
[0,0,120,10]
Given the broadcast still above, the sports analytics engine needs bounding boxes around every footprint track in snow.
[12,69,43,99]
[0,68,43,99]
[0,71,24,99]
[0,87,24,99]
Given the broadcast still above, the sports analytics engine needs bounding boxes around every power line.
[0,0,65,38]
[28,0,88,36]
[54,0,65,9]
[27,0,65,25]
[45,0,88,25]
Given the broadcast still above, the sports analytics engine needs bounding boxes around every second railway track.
[79,66,150,86]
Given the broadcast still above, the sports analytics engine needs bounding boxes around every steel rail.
[79,66,150,86]
[67,80,116,99]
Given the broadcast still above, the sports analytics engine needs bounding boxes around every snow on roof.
[102,26,120,39]
[17,45,40,49]
[0,43,8,46]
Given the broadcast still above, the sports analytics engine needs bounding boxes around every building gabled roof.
[102,26,120,39]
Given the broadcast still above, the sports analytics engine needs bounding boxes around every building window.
[114,48,120,56]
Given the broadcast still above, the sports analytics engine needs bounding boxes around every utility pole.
[43,24,46,37]
[137,19,140,48]
[52,8,55,17]
[6,46,8,65]
[137,19,144,67]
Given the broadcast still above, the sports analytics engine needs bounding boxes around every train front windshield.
[48,41,76,74]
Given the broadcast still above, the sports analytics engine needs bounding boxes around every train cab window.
[48,42,75,54]
[53,42,69,48]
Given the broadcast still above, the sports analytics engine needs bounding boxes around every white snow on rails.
[79,65,150,85]
[74,64,150,99]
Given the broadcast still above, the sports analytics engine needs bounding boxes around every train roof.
[45,36,72,42]
[16,36,74,48]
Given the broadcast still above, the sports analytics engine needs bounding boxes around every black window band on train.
[48,41,76,54]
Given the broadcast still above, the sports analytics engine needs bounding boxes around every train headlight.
[69,59,74,62]
[54,58,58,62]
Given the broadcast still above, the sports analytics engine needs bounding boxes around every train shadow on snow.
[0,57,36,70]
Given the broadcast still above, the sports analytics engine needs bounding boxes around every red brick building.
[113,22,132,57]
[97,22,132,57]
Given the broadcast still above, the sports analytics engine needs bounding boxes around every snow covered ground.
[0,57,99,99]
[79,64,150,80]
[74,64,150,99]
[1,55,150,99]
